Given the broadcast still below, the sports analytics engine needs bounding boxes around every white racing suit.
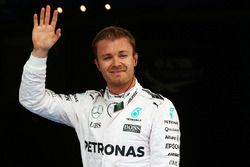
[19,54,181,167]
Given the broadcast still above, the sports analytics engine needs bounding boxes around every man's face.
[95,37,138,88]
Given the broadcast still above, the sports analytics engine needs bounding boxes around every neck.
[108,77,136,95]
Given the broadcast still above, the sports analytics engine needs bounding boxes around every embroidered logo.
[131,107,142,118]
[123,124,141,133]
[91,105,103,119]
[169,107,175,119]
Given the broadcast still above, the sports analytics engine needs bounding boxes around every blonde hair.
[92,26,136,58]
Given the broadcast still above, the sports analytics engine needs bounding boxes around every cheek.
[98,62,110,73]
[129,59,136,68]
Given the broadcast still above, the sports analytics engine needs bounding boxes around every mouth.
[109,70,126,76]
[111,70,123,74]
[111,70,124,73]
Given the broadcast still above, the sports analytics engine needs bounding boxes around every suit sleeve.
[150,98,181,167]
[19,54,82,128]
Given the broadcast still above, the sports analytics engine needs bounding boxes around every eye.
[119,54,128,58]
[103,56,112,60]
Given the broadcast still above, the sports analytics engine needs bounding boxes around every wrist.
[32,48,49,58]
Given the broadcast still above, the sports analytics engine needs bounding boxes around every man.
[19,5,181,167]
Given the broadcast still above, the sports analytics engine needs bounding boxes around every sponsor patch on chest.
[123,124,141,133]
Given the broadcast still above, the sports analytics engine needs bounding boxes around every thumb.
[54,28,61,41]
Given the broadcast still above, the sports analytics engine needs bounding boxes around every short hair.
[92,26,136,58]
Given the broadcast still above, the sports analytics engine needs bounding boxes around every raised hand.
[32,5,61,58]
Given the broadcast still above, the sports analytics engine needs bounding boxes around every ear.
[94,58,100,71]
[133,53,138,67]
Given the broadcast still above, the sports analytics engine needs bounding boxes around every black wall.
[1,0,247,166]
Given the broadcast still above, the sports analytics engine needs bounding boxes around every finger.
[33,13,38,28]
[51,9,58,29]
[54,28,61,42]
[55,28,61,38]
[40,7,45,25]
[44,5,51,25]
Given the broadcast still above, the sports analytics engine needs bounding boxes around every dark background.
[1,0,247,166]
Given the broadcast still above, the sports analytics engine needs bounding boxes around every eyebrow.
[119,50,129,54]
[101,50,129,57]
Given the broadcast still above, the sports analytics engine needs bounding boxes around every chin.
[109,78,128,87]
[111,80,125,86]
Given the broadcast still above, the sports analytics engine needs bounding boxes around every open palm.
[32,5,61,57]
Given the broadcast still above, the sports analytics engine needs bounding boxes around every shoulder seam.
[141,88,164,100]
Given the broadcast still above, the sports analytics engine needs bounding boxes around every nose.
[112,56,121,66]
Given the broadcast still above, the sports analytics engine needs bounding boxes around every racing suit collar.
[104,78,141,104]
